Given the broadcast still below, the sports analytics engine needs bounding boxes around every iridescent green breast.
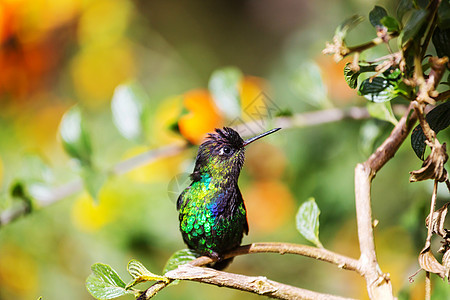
[177,174,248,258]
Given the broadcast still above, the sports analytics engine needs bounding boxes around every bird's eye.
[221,146,232,155]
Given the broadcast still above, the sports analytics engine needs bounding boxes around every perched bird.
[177,127,281,269]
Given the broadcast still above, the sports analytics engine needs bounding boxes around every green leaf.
[86,263,131,300]
[335,15,364,41]
[59,105,92,166]
[437,0,450,29]
[111,83,148,141]
[367,101,398,125]
[432,26,450,58]
[81,167,107,202]
[296,198,323,248]
[381,16,400,32]
[358,77,398,102]
[369,6,388,27]
[399,9,429,46]
[208,67,243,119]
[396,0,414,22]
[126,259,169,289]
[411,102,450,160]
[343,63,376,89]
[163,249,200,274]
[290,60,331,108]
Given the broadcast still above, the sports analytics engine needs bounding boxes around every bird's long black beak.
[242,128,281,147]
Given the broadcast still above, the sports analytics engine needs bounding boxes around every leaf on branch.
[442,249,450,282]
[59,105,92,166]
[358,76,399,103]
[419,248,446,279]
[432,26,450,59]
[396,0,414,22]
[208,67,243,119]
[369,6,388,28]
[86,263,132,300]
[399,9,429,46]
[410,141,448,182]
[296,198,323,248]
[163,249,200,274]
[380,16,400,32]
[343,63,376,89]
[126,259,169,289]
[411,102,450,160]
[426,202,450,238]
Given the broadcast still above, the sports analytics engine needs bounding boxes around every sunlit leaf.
[399,9,429,46]
[208,67,243,119]
[59,105,92,166]
[296,198,323,248]
[290,61,331,108]
[381,16,400,32]
[411,102,450,160]
[126,259,169,289]
[163,249,200,274]
[367,101,398,125]
[86,263,131,300]
[369,6,388,27]
[111,84,148,141]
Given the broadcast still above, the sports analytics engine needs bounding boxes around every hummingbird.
[177,127,281,269]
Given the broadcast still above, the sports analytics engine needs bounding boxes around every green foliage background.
[0,0,449,299]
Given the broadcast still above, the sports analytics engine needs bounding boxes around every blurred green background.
[0,0,449,299]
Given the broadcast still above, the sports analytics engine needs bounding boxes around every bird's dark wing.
[236,187,249,235]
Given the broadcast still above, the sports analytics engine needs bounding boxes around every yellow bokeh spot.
[0,244,38,297]
[243,180,295,233]
[239,76,269,122]
[124,146,187,183]
[77,0,132,46]
[71,188,122,232]
[71,39,135,108]
[178,89,224,145]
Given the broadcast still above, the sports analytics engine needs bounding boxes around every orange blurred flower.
[178,89,224,145]
[243,180,295,233]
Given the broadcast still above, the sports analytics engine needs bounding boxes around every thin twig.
[0,106,379,227]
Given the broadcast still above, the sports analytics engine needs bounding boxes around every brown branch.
[138,242,361,300]
[164,264,357,300]
[355,102,418,299]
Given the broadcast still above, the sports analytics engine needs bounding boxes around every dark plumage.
[177,127,281,269]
